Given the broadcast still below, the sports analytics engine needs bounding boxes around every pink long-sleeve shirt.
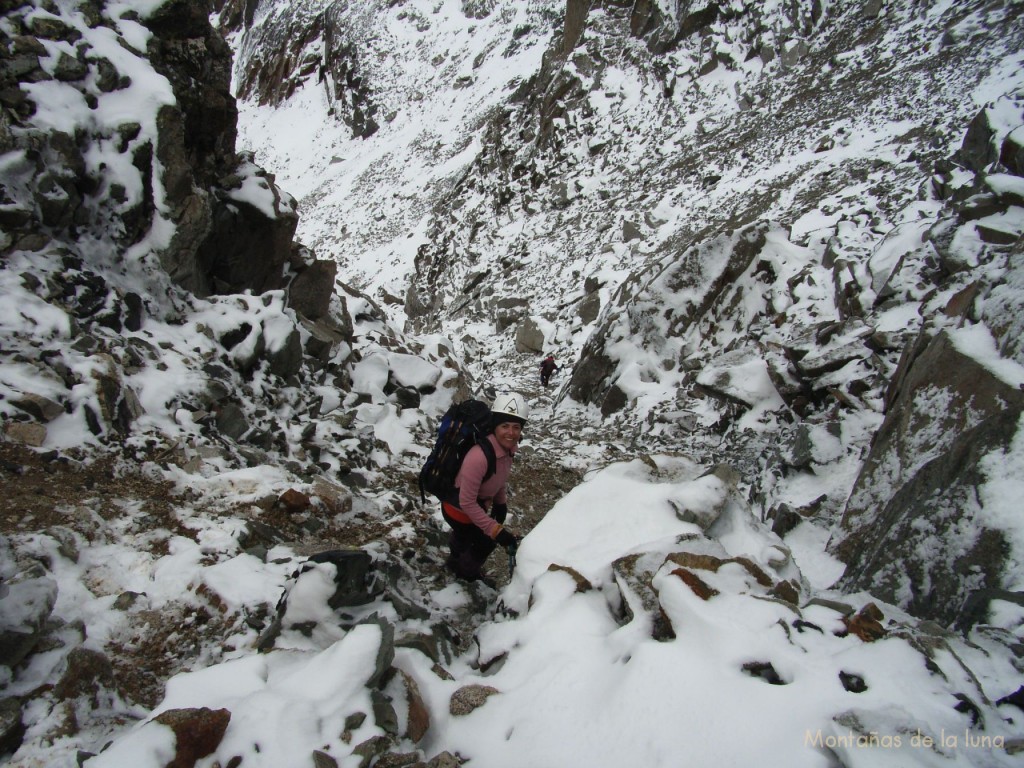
[455,433,515,537]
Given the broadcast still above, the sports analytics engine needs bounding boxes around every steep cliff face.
[224,0,382,138]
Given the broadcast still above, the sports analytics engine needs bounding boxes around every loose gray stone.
[449,684,499,716]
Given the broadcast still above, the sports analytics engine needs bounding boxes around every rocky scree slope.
[227,0,1024,628]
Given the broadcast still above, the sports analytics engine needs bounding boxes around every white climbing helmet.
[490,391,529,424]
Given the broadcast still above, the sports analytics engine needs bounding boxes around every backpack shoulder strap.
[478,436,497,481]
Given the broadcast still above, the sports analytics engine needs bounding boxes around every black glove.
[495,527,519,548]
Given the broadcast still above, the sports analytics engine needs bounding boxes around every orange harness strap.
[442,501,472,524]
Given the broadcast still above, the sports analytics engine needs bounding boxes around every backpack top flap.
[419,399,496,503]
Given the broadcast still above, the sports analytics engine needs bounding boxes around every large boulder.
[257,549,386,650]
[832,327,1024,627]
[288,258,339,321]
[0,566,58,670]
[191,156,299,297]
[514,316,546,353]
[152,708,232,768]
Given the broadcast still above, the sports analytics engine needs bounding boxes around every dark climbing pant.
[441,503,506,581]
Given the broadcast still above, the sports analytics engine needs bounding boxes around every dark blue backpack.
[419,399,496,504]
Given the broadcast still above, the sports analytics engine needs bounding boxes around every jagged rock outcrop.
[143,0,304,300]
[0,0,308,301]
[567,223,771,416]
[0,0,479,462]
[229,1,380,138]
[502,6,1022,627]
[830,98,1024,626]
[402,0,1005,352]
[145,0,238,181]
[833,327,1023,625]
